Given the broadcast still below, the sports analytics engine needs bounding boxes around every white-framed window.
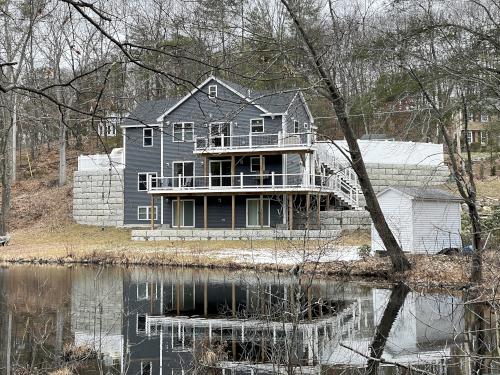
[141,361,152,375]
[172,122,194,142]
[246,198,270,227]
[98,121,117,137]
[466,130,473,144]
[136,314,146,333]
[137,206,158,221]
[250,118,264,133]
[172,199,195,227]
[137,283,149,300]
[304,122,308,129]
[250,156,265,172]
[208,84,217,99]
[480,131,487,144]
[138,172,158,191]
[143,128,153,147]
[293,120,299,133]
[468,112,474,122]
[481,113,489,122]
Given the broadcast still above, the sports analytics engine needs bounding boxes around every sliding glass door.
[172,200,195,227]
[246,199,270,227]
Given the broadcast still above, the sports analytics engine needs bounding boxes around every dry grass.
[476,176,500,201]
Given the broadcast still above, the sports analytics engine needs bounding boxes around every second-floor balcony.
[193,132,313,155]
[147,172,361,208]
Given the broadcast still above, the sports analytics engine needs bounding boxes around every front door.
[210,160,232,187]
[209,122,231,148]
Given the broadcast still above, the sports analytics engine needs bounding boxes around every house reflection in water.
[68,267,464,374]
[0,266,473,374]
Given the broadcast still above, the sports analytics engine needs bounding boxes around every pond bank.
[1,223,484,289]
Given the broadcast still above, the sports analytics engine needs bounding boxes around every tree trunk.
[280,0,411,272]
[0,117,12,237]
[367,283,410,374]
[58,115,66,187]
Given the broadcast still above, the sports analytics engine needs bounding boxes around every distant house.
[460,109,499,150]
[371,187,462,254]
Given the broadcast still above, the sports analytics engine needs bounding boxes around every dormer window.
[208,85,217,99]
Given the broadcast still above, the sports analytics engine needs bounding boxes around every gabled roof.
[378,187,463,202]
[122,76,311,126]
[122,98,180,126]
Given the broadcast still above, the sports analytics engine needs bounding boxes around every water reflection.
[0,265,496,374]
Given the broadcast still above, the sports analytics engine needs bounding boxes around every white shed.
[371,187,462,254]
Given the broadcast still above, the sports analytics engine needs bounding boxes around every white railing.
[148,172,360,208]
[194,132,313,152]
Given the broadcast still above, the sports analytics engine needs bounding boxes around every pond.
[0,265,497,374]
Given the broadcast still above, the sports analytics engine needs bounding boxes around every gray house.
[120,76,360,230]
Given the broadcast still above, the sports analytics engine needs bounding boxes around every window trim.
[250,156,265,172]
[293,120,299,134]
[137,172,158,192]
[208,84,218,99]
[250,118,264,134]
[172,199,196,228]
[466,130,473,144]
[136,283,149,300]
[137,206,158,221]
[143,128,153,147]
[246,198,271,228]
[480,131,487,144]
[172,122,194,142]
[136,314,147,334]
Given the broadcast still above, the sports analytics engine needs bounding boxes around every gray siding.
[123,127,162,225]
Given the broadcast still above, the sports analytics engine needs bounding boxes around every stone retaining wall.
[366,163,450,191]
[73,169,124,227]
[320,210,371,231]
[131,229,340,241]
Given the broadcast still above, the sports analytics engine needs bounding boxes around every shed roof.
[378,187,463,202]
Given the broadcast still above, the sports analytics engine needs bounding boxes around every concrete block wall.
[320,210,372,231]
[131,229,340,241]
[73,169,124,227]
[365,163,450,191]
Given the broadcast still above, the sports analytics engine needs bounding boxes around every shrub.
[358,244,371,259]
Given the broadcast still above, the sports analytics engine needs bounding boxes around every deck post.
[231,195,236,230]
[231,155,235,187]
[288,193,293,230]
[259,154,264,186]
[204,156,208,187]
[306,193,310,230]
[203,195,208,230]
[317,193,321,230]
[203,280,208,317]
[260,194,264,228]
[326,193,330,211]
[176,196,181,229]
[150,195,155,230]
